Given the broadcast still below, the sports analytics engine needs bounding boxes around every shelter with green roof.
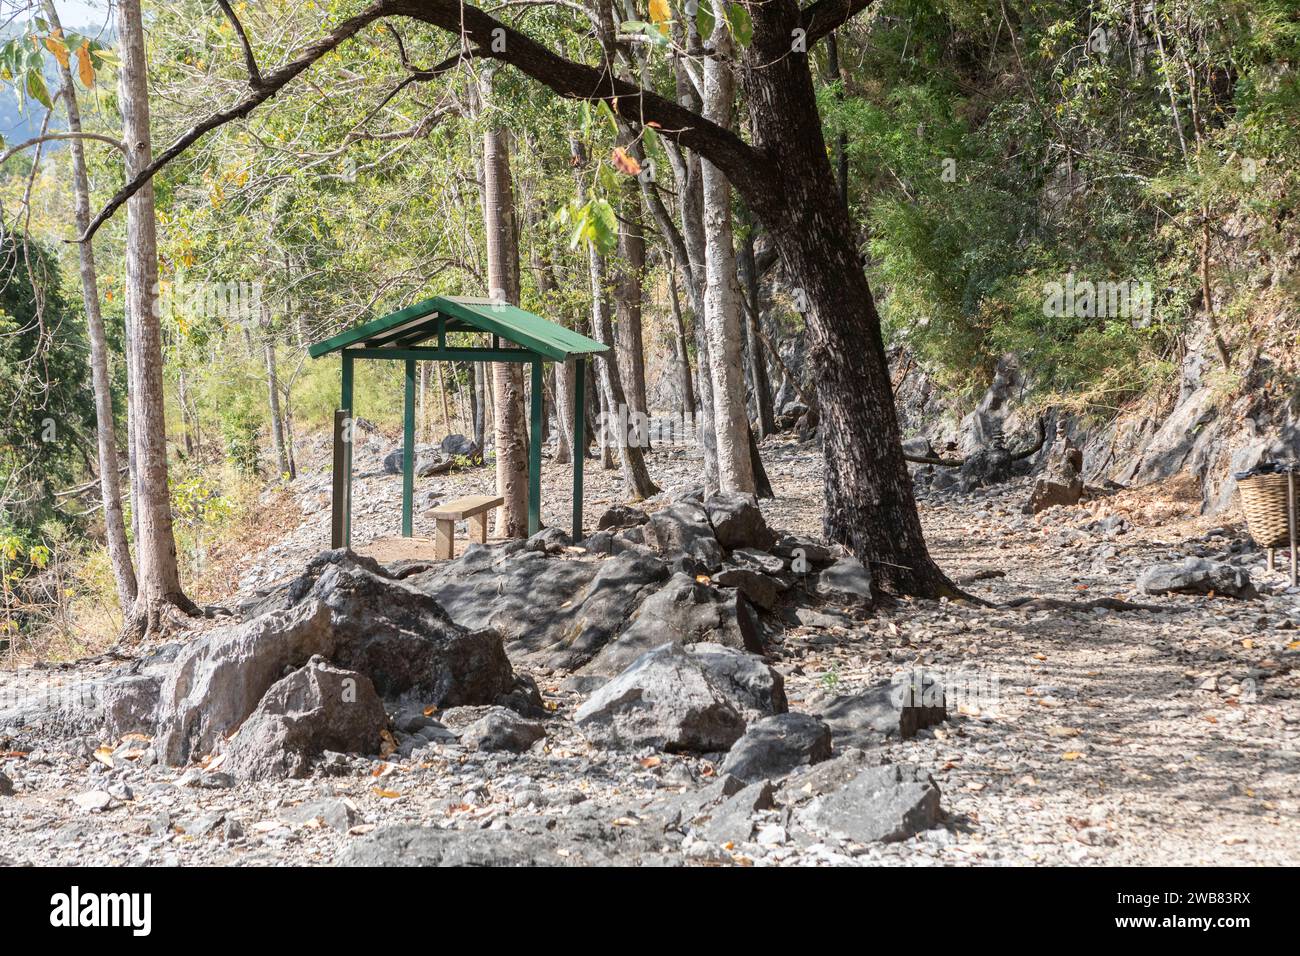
[309,295,607,549]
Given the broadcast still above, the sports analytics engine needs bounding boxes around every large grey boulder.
[439,705,545,753]
[584,573,762,676]
[643,501,716,555]
[596,504,649,531]
[812,678,947,747]
[155,552,516,765]
[703,492,775,551]
[440,433,479,458]
[799,763,942,844]
[1137,557,1258,599]
[712,566,784,611]
[720,713,833,784]
[574,643,786,753]
[411,546,668,670]
[223,660,387,781]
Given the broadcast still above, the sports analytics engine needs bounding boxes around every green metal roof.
[307,295,608,362]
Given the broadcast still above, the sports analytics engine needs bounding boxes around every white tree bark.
[44,0,137,614]
[701,26,755,494]
[117,0,194,636]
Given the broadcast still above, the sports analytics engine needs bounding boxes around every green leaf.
[727,3,752,46]
[695,0,715,39]
[589,198,618,254]
[25,69,52,110]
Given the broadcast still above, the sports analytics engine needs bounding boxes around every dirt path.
[2,436,1297,865]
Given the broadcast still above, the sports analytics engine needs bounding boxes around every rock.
[1137,558,1259,599]
[340,826,591,867]
[384,444,453,477]
[156,551,516,765]
[585,573,762,676]
[575,643,785,753]
[812,678,946,747]
[703,492,775,551]
[643,501,716,556]
[902,436,937,459]
[100,673,162,738]
[959,446,1013,490]
[720,713,833,783]
[445,706,546,752]
[712,567,783,611]
[72,789,113,812]
[799,763,942,843]
[440,433,479,458]
[773,534,834,566]
[1027,478,1083,514]
[412,546,667,671]
[596,504,649,530]
[815,557,874,608]
[281,797,358,832]
[525,527,571,554]
[730,548,787,575]
[222,660,388,781]
[0,771,13,796]
[700,780,777,844]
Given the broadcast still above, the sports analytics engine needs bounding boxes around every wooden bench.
[428,494,504,559]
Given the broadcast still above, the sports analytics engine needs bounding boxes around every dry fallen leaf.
[379,729,398,758]
[639,756,662,769]
[1061,751,1084,761]
[371,787,402,799]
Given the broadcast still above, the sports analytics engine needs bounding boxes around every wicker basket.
[1238,472,1297,549]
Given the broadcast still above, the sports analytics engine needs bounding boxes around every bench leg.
[435,518,455,560]
[469,512,489,545]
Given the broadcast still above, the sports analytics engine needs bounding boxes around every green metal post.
[402,358,416,537]
[571,357,585,541]
[529,358,543,536]
[341,352,355,548]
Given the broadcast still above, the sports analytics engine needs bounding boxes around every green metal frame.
[314,296,604,551]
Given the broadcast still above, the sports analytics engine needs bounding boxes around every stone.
[440,433,479,458]
[412,546,667,671]
[700,780,777,844]
[1027,478,1084,514]
[643,501,716,556]
[0,771,12,796]
[712,567,783,611]
[596,504,649,530]
[799,763,942,844]
[445,706,546,753]
[773,534,834,566]
[282,797,358,832]
[72,790,113,812]
[584,573,762,676]
[99,673,161,738]
[340,826,592,867]
[221,660,388,781]
[525,527,571,554]
[812,678,946,747]
[815,557,874,608]
[156,551,516,765]
[1026,424,1085,514]
[1137,558,1259,599]
[575,643,785,753]
[729,548,787,575]
[703,492,775,551]
[720,713,833,784]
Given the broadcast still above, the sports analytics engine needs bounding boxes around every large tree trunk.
[117,0,196,638]
[525,209,573,465]
[480,93,529,538]
[668,270,696,417]
[47,0,137,615]
[700,27,755,495]
[738,0,952,596]
[261,306,291,478]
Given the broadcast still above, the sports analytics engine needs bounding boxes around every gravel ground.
[2,434,1297,866]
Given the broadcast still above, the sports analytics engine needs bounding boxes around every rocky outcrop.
[719,713,833,783]
[155,552,517,765]
[1137,558,1259,599]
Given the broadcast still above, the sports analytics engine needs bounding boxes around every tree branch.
[73,0,757,245]
[1,132,125,167]
[217,0,264,88]
[800,0,876,47]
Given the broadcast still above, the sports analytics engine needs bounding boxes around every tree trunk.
[614,178,648,418]
[571,135,658,498]
[480,95,529,538]
[263,326,290,478]
[738,0,952,596]
[701,27,755,495]
[738,223,775,437]
[668,270,696,418]
[117,0,196,638]
[45,0,137,615]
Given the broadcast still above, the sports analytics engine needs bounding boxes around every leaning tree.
[81,0,955,597]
